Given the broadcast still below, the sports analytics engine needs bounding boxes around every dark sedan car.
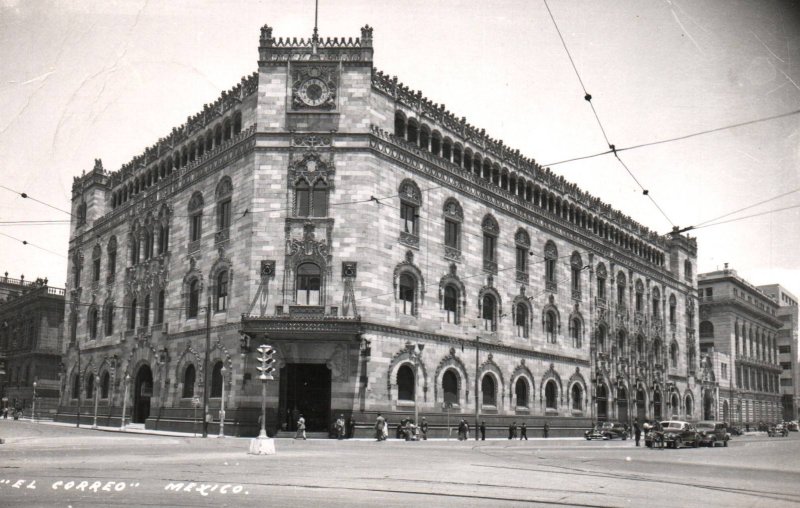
[696,421,729,447]
[659,420,700,448]
[585,422,629,440]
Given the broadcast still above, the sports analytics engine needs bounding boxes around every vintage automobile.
[696,421,729,447]
[787,421,798,432]
[658,420,701,449]
[584,422,629,440]
[768,423,789,437]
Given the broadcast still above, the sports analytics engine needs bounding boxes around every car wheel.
[710,438,716,447]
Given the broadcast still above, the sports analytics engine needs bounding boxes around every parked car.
[584,422,629,440]
[659,420,701,448]
[728,425,743,436]
[768,423,788,437]
[787,421,798,432]
[696,421,729,447]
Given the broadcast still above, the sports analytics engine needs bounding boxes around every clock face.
[298,78,330,107]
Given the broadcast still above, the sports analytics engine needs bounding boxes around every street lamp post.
[405,342,424,428]
[120,374,130,430]
[92,374,100,429]
[218,365,227,438]
[31,381,37,423]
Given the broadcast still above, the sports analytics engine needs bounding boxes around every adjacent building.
[757,284,799,421]
[57,24,699,436]
[0,273,65,416]
[698,267,783,426]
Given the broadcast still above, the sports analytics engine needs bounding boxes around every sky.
[0,0,798,299]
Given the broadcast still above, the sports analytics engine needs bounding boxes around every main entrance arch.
[133,364,153,424]
[703,389,714,420]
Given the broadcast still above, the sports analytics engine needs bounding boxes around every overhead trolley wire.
[0,231,68,258]
[0,184,73,217]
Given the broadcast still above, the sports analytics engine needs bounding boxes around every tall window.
[617,330,626,355]
[684,260,692,281]
[596,264,607,301]
[216,271,229,312]
[399,180,421,242]
[144,229,154,260]
[444,285,458,324]
[182,365,196,398]
[515,378,529,408]
[482,215,499,272]
[401,202,418,235]
[101,372,110,399]
[211,362,223,398]
[107,237,117,281]
[155,290,165,324]
[295,180,310,217]
[597,325,607,353]
[397,365,415,401]
[86,375,94,400]
[104,302,114,336]
[545,381,557,409]
[398,273,415,315]
[481,294,497,331]
[571,317,582,348]
[71,374,80,399]
[669,295,677,324]
[88,307,98,339]
[92,246,101,282]
[481,375,496,406]
[617,273,626,308]
[128,298,137,329]
[296,263,321,305]
[312,180,328,217]
[443,370,459,405]
[216,177,233,231]
[515,302,528,338]
[188,280,199,318]
[130,235,139,265]
[635,281,644,313]
[142,295,150,327]
[158,223,169,254]
[445,219,460,250]
[572,384,583,411]
[652,288,661,318]
[188,192,204,243]
[545,310,557,343]
[544,241,557,287]
[570,252,583,296]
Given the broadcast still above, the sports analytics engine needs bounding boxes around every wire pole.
[76,340,81,428]
[475,335,480,441]
[202,296,211,438]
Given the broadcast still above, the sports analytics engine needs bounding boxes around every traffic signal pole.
[202,297,211,438]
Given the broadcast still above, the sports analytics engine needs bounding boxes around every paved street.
[0,420,798,507]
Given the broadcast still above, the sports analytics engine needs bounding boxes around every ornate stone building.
[57,24,699,436]
[698,267,783,426]
[0,273,65,415]
[757,284,799,421]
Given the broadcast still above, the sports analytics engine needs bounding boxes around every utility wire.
[694,187,800,227]
[542,108,800,167]
[614,154,675,227]
[0,184,73,216]
[689,203,800,232]
[0,231,68,258]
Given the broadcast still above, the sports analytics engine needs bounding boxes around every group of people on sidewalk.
[374,416,552,441]
[632,417,664,448]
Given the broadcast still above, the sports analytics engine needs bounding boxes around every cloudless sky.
[0,0,798,299]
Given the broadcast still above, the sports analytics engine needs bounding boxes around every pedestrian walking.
[295,414,306,440]
[520,422,528,440]
[375,413,385,441]
[543,422,550,438]
[420,417,428,440]
[347,417,356,439]
[508,422,514,439]
[633,418,642,447]
[465,420,470,440]
[457,419,467,441]
[480,421,486,441]
[335,414,345,440]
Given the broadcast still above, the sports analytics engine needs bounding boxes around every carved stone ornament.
[443,198,463,221]
[515,228,530,247]
[287,223,330,260]
[291,64,338,111]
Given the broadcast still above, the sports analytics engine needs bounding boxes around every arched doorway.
[653,390,662,420]
[133,364,153,424]
[671,393,680,419]
[703,390,714,420]
[596,383,608,421]
[636,388,646,420]
[617,386,629,424]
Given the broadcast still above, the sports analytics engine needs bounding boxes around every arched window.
[86,375,94,400]
[296,263,321,305]
[394,111,406,138]
[295,180,310,217]
[515,302,529,338]
[130,233,139,266]
[617,272,626,308]
[100,371,110,399]
[699,321,714,338]
[653,339,662,364]
[104,302,114,336]
[216,271,229,312]
[636,335,645,361]
[670,342,679,368]
[144,228,154,260]
[216,177,233,232]
[572,384,583,411]
[182,364,196,398]
[684,260,693,281]
[671,393,680,412]
[481,294,497,331]
[571,317,582,348]
[210,361,223,398]
[443,198,463,258]
[128,298,137,330]
[669,294,677,324]
[312,180,328,217]
[444,285,458,324]
[92,245,101,282]
[107,236,117,282]
[570,252,583,297]
[617,330,627,355]
[442,369,459,405]
[188,280,200,318]
[597,325,607,353]
[158,223,169,255]
[400,183,420,238]
[545,311,557,344]
[142,294,150,327]
[544,241,557,288]
[652,287,661,318]
[515,378,529,408]
[397,364,415,401]
[635,280,644,313]
[188,192,204,244]
[398,273,415,315]
[596,263,607,301]
[685,394,693,419]
[482,215,499,273]
[155,290,165,325]
[481,375,496,407]
[545,381,558,409]
[88,307,98,339]
[71,374,80,399]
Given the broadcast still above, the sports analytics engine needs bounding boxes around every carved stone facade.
[58,24,699,437]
